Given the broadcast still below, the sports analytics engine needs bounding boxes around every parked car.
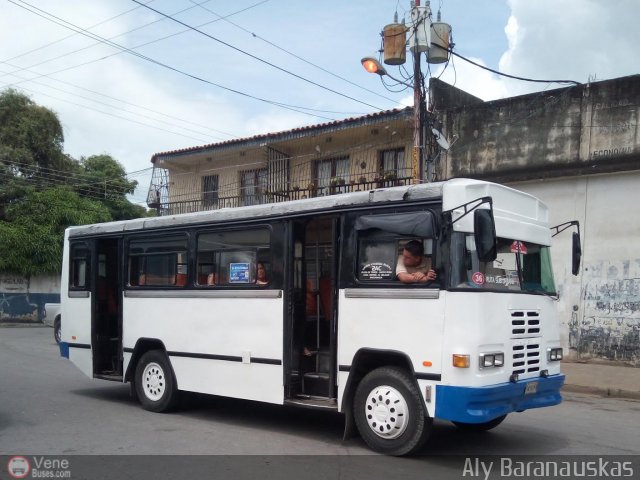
[43,303,61,344]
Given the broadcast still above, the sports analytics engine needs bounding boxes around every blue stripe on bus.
[434,374,565,423]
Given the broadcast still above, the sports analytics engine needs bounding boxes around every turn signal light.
[452,354,470,368]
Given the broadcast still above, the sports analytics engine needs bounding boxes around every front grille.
[510,310,541,337]
[512,342,541,375]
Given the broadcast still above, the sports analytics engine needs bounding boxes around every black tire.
[134,350,179,413]
[53,317,61,344]
[353,366,432,456]
[452,414,507,432]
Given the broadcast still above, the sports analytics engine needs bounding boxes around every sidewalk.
[561,361,640,400]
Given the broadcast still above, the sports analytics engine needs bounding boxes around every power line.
[6,0,339,121]
[185,0,401,108]
[449,49,581,86]
[2,82,215,143]
[131,0,385,111]
[0,70,227,142]
[0,0,157,65]
[0,1,276,139]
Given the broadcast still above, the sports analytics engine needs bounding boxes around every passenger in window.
[396,240,437,284]
[207,273,217,285]
[256,262,268,285]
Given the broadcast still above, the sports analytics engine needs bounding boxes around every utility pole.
[362,1,451,183]
[412,0,424,184]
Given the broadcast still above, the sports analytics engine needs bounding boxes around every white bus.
[59,178,579,455]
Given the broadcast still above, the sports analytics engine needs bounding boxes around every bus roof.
[67,180,448,238]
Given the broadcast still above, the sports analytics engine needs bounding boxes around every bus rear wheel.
[135,350,179,412]
[452,414,507,432]
[53,317,61,344]
[353,366,431,456]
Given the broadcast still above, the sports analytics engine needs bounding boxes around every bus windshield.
[449,233,556,295]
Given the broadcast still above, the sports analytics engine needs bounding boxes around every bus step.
[93,373,123,382]
[284,397,337,411]
[302,371,330,397]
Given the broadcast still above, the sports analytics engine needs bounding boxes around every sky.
[1,0,639,206]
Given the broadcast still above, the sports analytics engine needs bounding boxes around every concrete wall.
[436,75,640,182]
[512,171,640,365]
[0,274,60,323]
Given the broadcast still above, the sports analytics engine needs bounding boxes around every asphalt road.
[1,327,639,478]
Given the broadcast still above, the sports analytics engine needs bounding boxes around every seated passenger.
[256,262,268,285]
[396,239,437,284]
[207,272,217,285]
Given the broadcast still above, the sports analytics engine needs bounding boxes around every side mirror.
[572,232,581,276]
[474,209,497,262]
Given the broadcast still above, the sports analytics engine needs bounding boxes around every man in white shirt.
[396,240,437,284]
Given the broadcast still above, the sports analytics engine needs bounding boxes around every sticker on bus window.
[229,263,251,283]
[510,241,528,254]
[360,262,393,280]
[472,272,485,285]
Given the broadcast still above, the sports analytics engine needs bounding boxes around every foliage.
[77,155,147,221]
[0,187,111,275]
[0,89,151,275]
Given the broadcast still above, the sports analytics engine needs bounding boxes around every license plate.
[524,381,538,395]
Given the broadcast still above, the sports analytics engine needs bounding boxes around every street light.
[361,54,422,184]
[360,56,412,88]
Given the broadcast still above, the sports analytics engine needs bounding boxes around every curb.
[562,384,640,401]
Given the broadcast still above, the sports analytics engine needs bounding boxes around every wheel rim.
[142,362,166,401]
[364,385,409,439]
[54,326,61,343]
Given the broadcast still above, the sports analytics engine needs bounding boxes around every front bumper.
[435,374,564,423]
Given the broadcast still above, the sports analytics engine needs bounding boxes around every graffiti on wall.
[575,259,640,365]
[0,275,59,323]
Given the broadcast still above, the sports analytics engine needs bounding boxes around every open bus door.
[91,237,123,380]
[285,216,339,405]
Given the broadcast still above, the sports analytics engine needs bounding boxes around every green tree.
[77,154,148,220]
[0,89,77,217]
[0,89,150,275]
[0,187,111,275]
[0,89,75,179]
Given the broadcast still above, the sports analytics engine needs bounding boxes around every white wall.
[511,171,640,365]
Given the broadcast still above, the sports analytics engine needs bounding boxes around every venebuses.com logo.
[7,456,30,479]
[6,456,71,478]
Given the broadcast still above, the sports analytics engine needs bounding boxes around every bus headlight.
[547,347,563,361]
[479,352,504,369]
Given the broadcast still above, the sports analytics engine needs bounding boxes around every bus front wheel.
[353,366,432,456]
[134,350,179,413]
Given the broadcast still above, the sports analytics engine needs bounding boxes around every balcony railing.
[154,176,414,216]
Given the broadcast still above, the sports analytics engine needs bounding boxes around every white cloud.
[499,0,640,96]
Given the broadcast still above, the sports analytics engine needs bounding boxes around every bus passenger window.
[196,229,270,287]
[357,236,396,281]
[127,235,188,287]
[70,244,90,289]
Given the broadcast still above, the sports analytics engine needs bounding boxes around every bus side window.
[196,228,271,287]
[356,234,397,282]
[127,236,188,287]
[69,243,90,290]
